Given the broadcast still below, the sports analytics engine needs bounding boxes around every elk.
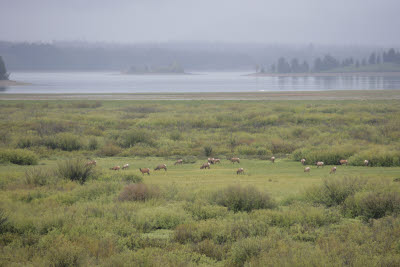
[110,166,120,171]
[339,159,348,166]
[174,159,183,165]
[86,160,97,166]
[364,160,369,166]
[230,157,240,164]
[237,168,244,175]
[301,159,306,165]
[154,164,167,171]
[139,168,150,175]
[122,164,129,170]
[213,158,221,164]
[304,167,311,172]
[200,162,210,169]
[271,156,275,163]
[330,166,337,174]
[316,161,324,168]
[208,158,215,164]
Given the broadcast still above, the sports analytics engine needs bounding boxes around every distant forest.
[264,48,400,73]
[0,41,398,72]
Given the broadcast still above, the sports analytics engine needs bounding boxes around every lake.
[1,71,400,93]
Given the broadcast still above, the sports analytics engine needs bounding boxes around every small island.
[123,62,190,75]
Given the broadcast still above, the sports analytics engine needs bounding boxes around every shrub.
[174,223,197,244]
[181,156,197,164]
[98,143,121,157]
[211,185,276,212]
[88,137,98,150]
[305,177,366,207]
[120,130,154,148]
[16,135,40,148]
[229,237,264,266]
[292,145,358,165]
[57,158,96,184]
[118,183,160,201]
[343,191,400,220]
[55,133,82,151]
[24,167,54,186]
[204,146,213,157]
[0,149,38,165]
[0,208,9,234]
[349,148,400,167]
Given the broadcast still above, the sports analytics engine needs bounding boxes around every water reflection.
[0,86,7,92]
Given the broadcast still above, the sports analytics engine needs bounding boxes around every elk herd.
[88,156,370,177]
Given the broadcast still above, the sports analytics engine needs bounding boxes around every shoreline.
[1,90,399,101]
[247,72,400,77]
[0,80,32,86]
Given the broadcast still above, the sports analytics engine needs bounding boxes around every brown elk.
[271,156,275,163]
[213,159,221,164]
[237,168,244,175]
[139,168,150,175]
[154,164,167,171]
[339,159,348,166]
[86,160,97,166]
[110,166,120,171]
[230,157,240,164]
[301,159,306,165]
[330,166,337,174]
[200,162,210,169]
[174,159,183,165]
[364,160,369,166]
[304,167,311,172]
[316,161,324,168]
[208,158,215,164]
[122,164,129,170]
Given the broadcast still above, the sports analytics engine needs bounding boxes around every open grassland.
[1,99,400,266]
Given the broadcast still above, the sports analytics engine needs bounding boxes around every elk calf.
[364,160,369,166]
[154,164,167,171]
[139,168,150,175]
[122,164,129,170]
[304,167,311,172]
[230,157,240,164]
[301,159,306,165]
[200,162,211,169]
[237,168,244,175]
[174,159,183,165]
[316,161,324,168]
[330,166,337,174]
[86,160,97,166]
[271,156,275,163]
[339,159,348,166]
[213,158,221,164]
[110,166,120,171]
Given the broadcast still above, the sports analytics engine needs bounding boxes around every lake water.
[1,71,400,93]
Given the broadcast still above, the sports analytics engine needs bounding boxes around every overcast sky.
[1,0,400,45]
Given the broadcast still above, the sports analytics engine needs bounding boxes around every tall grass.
[57,158,96,184]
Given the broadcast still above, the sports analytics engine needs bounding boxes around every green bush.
[343,191,400,220]
[211,185,276,212]
[120,130,154,148]
[43,133,83,151]
[97,143,121,157]
[24,167,54,186]
[121,173,143,184]
[118,183,159,201]
[0,149,38,165]
[349,148,400,167]
[229,237,264,266]
[204,146,213,157]
[88,137,98,150]
[57,158,96,184]
[292,145,358,165]
[305,177,366,207]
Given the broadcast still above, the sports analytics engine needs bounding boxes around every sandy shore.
[0,80,31,86]
[0,90,399,101]
[247,72,400,77]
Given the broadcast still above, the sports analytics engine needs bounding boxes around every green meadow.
[1,99,400,266]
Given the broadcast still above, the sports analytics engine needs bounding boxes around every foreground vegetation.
[1,99,400,266]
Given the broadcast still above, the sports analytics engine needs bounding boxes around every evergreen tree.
[0,56,9,80]
[277,57,291,73]
[368,52,376,64]
[290,58,300,73]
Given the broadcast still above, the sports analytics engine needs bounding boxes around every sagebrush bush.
[97,143,121,157]
[120,130,154,148]
[57,158,96,184]
[121,173,143,184]
[88,137,98,150]
[204,146,213,157]
[305,176,367,207]
[211,185,275,212]
[118,183,159,201]
[24,167,54,186]
[0,149,38,165]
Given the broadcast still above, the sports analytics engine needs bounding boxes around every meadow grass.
[1,99,400,266]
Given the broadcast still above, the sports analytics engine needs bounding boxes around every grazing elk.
[122,164,129,170]
[271,156,275,163]
[154,164,167,171]
[304,167,311,172]
[330,166,337,174]
[200,162,211,169]
[213,158,221,164]
[301,159,306,165]
[174,159,183,165]
[208,158,215,164]
[139,168,150,175]
[110,166,120,171]
[237,168,244,175]
[316,161,324,168]
[339,159,348,166]
[86,160,97,167]
[364,160,369,166]
[230,157,240,164]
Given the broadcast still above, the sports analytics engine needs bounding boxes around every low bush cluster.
[0,149,38,165]
[118,183,159,201]
[57,158,96,184]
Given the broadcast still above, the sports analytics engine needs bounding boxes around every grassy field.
[1,98,400,266]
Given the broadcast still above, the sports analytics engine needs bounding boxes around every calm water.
[1,71,400,93]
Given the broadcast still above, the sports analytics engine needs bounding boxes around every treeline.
[263,48,400,73]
